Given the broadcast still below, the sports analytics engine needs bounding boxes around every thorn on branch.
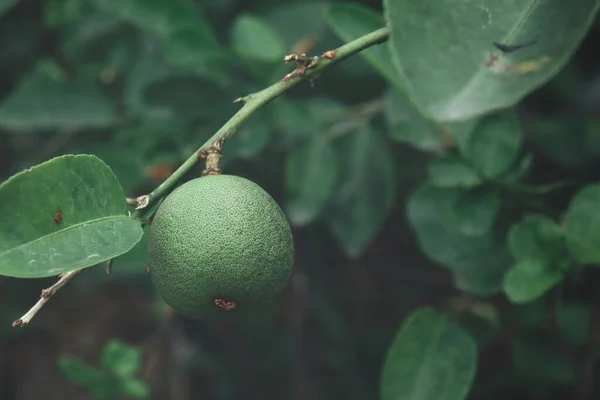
[12,270,81,328]
[233,97,244,104]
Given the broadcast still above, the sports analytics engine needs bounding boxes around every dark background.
[1,0,600,399]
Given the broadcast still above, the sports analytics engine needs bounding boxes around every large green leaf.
[407,184,504,271]
[381,308,477,400]
[231,14,285,63]
[508,215,565,264]
[89,0,221,65]
[327,3,405,92]
[285,136,338,227]
[503,259,563,303]
[453,188,500,236]
[0,155,144,278]
[564,184,600,264]
[503,215,567,303]
[0,72,117,131]
[327,127,397,258]
[384,0,600,121]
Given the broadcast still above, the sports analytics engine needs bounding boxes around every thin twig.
[12,270,81,327]
[132,27,390,220]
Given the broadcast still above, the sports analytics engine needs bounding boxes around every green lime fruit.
[147,175,294,318]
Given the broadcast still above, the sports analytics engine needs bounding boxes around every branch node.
[135,195,149,210]
[12,270,81,327]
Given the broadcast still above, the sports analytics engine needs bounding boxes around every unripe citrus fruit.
[147,175,294,318]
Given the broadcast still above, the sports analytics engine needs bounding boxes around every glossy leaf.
[327,127,397,258]
[89,0,221,65]
[384,89,444,152]
[503,259,563,303]
[0,155,144,278]
[328,3,405,92]
[463,111,522,178]
[407,184,504,271]
[428,155,481,188]
[102,340,143,378]
[381,308,477,400]
[0,72,117,131]
[564,184,600,264]
[453,188,500,236]
[384,0,600,121]
[508,215,565,264]
[285,136,338,227]
[231,14,285,63]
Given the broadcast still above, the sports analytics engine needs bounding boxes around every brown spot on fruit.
[53,212,63,224]
[214,298,237,311]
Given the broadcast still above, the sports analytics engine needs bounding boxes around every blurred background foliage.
[1,0,600,399]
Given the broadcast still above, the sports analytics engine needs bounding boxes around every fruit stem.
[201,140,224,176]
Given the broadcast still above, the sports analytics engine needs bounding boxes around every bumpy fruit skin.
[147,175,294,318]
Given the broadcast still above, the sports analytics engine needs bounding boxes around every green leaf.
[556,302,590,347]
[327,127,397,258]
[102,340,143,378]
[452,254,510,296]
[564,184,600,264]
[225,113,273,160]
[58,356,105,387]
[407,184,505,271]
[89,0,221,65]
[453,188,500,236]
[428,156,481,188]
[381,308,477,400]
[231,14,285,63]
[0,71,117,131]
[264,2,330,50]
[327,3,405,92]
[120,378,151,399]
[384,0,600,121]
[384,89,444,152]
[285,136,338,227]
[0,154,144,278]
[0,0,20,17]
[463,111,522,178]
[508,215,565,264]
[503,259,563,303]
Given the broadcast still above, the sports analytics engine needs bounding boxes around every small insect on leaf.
[54,211,63,224]
[492,40,537,54]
